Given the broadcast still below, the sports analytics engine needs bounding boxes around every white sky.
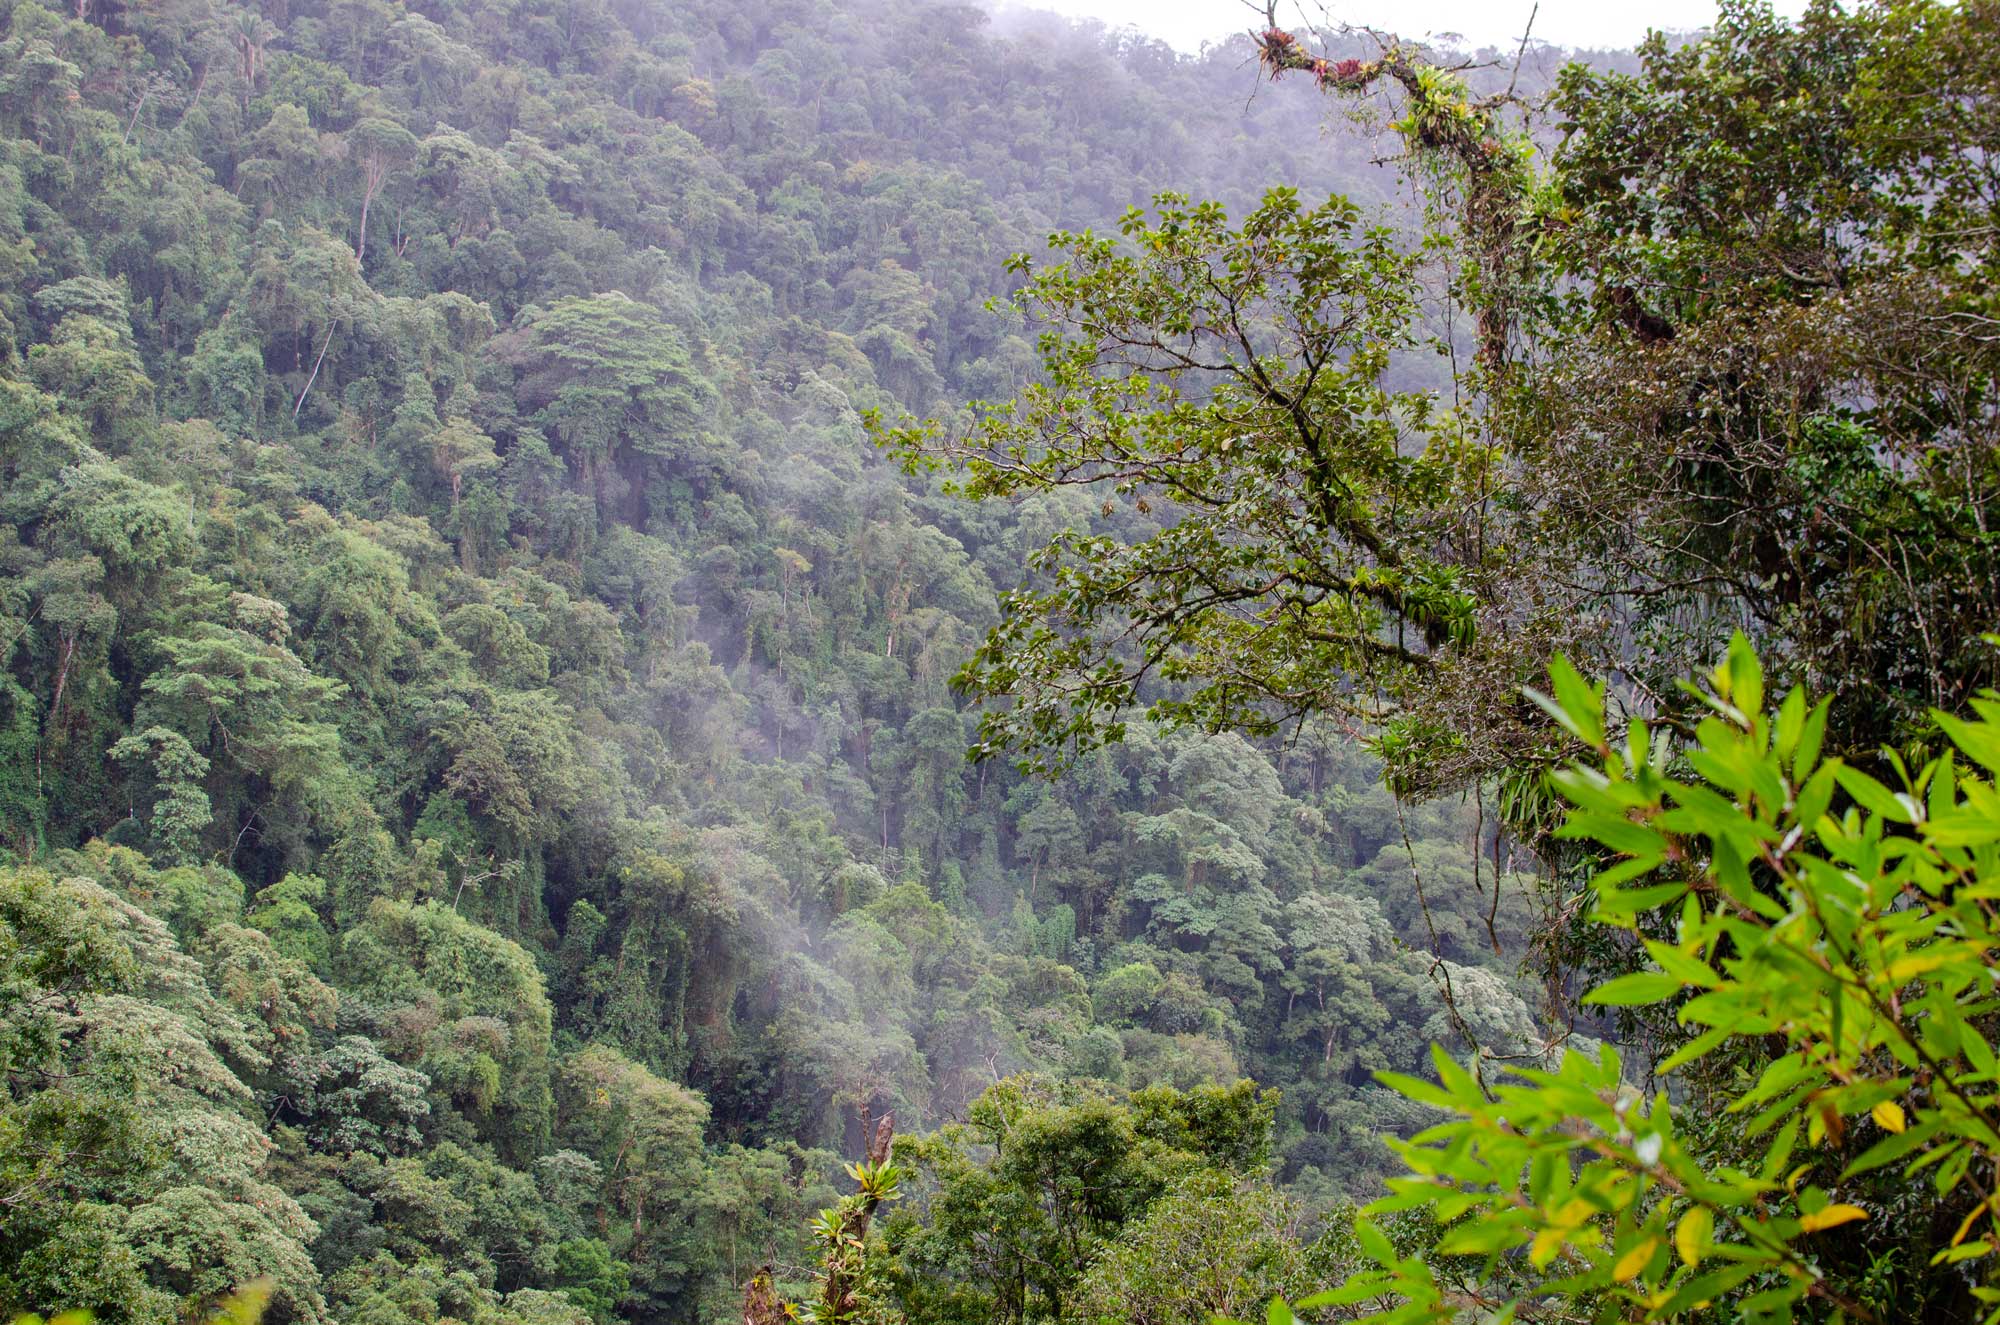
[986,0,1806,53]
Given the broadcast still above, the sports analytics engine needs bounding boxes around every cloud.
[981,0,1807,54]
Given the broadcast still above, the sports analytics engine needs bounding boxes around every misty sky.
[987,0,1807,52]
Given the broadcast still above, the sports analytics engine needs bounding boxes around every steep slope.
[0,0,1558,1318]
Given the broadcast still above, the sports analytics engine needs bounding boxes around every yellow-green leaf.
[1872,1100,1906,1134]
[1676,1207,1714,1266]
[1885,952,1950,983]
[1799,1204,1869,1232]
[1613,1237,1658,1282]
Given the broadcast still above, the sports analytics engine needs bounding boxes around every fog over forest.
[3,0,1996,1320]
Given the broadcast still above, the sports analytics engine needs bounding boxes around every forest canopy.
[1,0,1996,1319]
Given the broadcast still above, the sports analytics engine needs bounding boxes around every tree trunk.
[356,173,379,260]
[293,315,338,421]
[741,1272,784,1325]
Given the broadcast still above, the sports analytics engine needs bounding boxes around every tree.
[430,418,501,507]
[1072,1172,1335,1325]
[27,313,153,445]
[418,679,580,851]
[499,293,716,500]
[231,13,279,109]
[15,0,1935,1318]
[346,117,417,262]
[340,899,555,1156]
[550,1238,629,1325]
[0,863,327,1325]
[244,872,335,971]
[1244,0,2000,795]
[107,726,212,865]
[798,1111,902,1325]
[294,1036,433,1156]
[878,190,1473,776]
[555,1045,711,1317]
[886,1075,1278,1322]
[136,608,350,844]
[1009,786,1081,905]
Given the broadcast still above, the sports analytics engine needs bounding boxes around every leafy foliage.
[1288,638,2000,1321]
[884,1076,1297,1323]
[21,0,1990,1318]
[880,191,1474,772]
[0,0,1535,1317]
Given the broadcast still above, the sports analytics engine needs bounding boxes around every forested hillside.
[873,0,1999,1320]
[15,0,1997,1315]
[0,0,1559,1319]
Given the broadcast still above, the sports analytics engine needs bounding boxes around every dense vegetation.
[0,0,1562,1319]
[881,0,2000,1319]
[5,0,1998,1316]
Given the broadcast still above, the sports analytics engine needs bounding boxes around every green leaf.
[1356,1218,1397,1268]
[1774,686,1806,761]
[1584,971,1684,1006]
[1841,1119,1943,1179]
[1310,1276,1400,1307]
[1558,813,1667,859]
[1723,631,1765,724]
[1373,1070,1459,1110]
[1794,697,1831,777]
[1794,760,1839,833]
[1836,766,1916,824]
[1936,711,2000,774]
[1927,812,2000,848]
[1659,1023,1734,1073]
[1643,941,1720,988]
[1676,1206,1714,1265]
[1438,1219,1520,1255]
[1430,1042,1482,1101]
[1290,1291,1349,1311]
[1590,879,1689,919]
[1759,1116,1802,1180]
[1527,653,1605,748]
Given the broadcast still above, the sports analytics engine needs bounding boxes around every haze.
[987,0,1809,51]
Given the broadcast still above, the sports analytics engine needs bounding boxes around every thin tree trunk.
[293,315,337,421]
[122,87,151,145]
[38,633,77,795]
[182,62,208,124]
[356,177,377,260]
